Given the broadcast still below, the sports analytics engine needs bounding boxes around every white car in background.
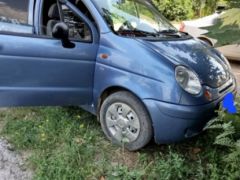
[179,13,221,36]
[178,6,227,46]
[175,7,240,64]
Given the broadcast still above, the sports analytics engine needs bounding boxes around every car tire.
[100,91,153,151]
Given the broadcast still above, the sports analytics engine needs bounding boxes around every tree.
[152,0,240,21]
[152,0,194,21]
[192,0,206,17]
[226,0,240,7]
[204,0,219,15]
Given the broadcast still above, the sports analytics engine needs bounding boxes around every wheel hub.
[117,117,128,128]
[106,103,140,143]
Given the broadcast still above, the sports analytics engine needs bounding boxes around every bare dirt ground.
[0,139,32,180]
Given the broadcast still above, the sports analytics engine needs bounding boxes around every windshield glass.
[92,0,177,37]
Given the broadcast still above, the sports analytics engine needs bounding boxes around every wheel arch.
[198,36,214,47]
[96,86,150,122]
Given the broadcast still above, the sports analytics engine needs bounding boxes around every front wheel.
[100,91,153,151]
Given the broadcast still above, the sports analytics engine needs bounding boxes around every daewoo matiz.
[0,0,237,150]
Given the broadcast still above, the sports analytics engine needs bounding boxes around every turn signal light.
[204,90,212,101]
[100,54,109,59]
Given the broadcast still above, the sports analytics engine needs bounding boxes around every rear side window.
[0,0,32,34]
[0,0,29,25]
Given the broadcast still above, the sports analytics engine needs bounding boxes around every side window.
[42,1,94,42]
[0,0,32,34]
[62,5,92,42]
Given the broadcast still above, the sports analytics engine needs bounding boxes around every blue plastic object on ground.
[223,93,237,114]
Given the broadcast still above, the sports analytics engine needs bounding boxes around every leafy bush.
[153,0,221,21]
[205,96,240,179]
[226,0,240,8]
[153,0,194,21]
[192,0,219,17]
[205,8,240,46]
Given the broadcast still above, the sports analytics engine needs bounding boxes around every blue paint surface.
[223,93,237,114]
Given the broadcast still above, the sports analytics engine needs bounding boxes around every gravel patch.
[0,138,32,180]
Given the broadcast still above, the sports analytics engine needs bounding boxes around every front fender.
[93,62,182,113]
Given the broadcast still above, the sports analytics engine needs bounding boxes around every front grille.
[218,78,234,95]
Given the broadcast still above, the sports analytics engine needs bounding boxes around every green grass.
[0,106,239,179]
[205,8,240,47]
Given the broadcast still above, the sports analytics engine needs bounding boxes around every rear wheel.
[100,91,153,151]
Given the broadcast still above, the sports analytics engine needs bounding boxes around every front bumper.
[143,78,237,144]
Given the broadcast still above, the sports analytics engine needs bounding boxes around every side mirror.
[52,22,75,48]
[52,22,69,40]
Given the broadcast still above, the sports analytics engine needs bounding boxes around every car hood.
[138,38,230,88]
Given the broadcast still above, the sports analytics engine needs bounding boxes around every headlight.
[220,54,231,70]
[175,66,202,95]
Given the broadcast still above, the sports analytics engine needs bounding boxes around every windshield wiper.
[117,29,158,37]
[159,29,178,34]
[117,29,187,39]
[157,29,183,38]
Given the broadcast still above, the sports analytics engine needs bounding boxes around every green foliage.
[205,8,240,46]
[0,102,240,179]
[153,0,194,21]
[225,0,240,8]
[153,0,223,21]
[147,149,190,179]
[1,107,109,179]
[193,0,219,17]
[205,96,240,179]
[107,164,145,179]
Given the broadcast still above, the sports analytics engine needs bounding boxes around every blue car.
[0,0,237,150]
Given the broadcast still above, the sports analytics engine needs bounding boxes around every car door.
[0,0,99,110]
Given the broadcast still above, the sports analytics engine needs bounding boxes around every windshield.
[92,0,178,37]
